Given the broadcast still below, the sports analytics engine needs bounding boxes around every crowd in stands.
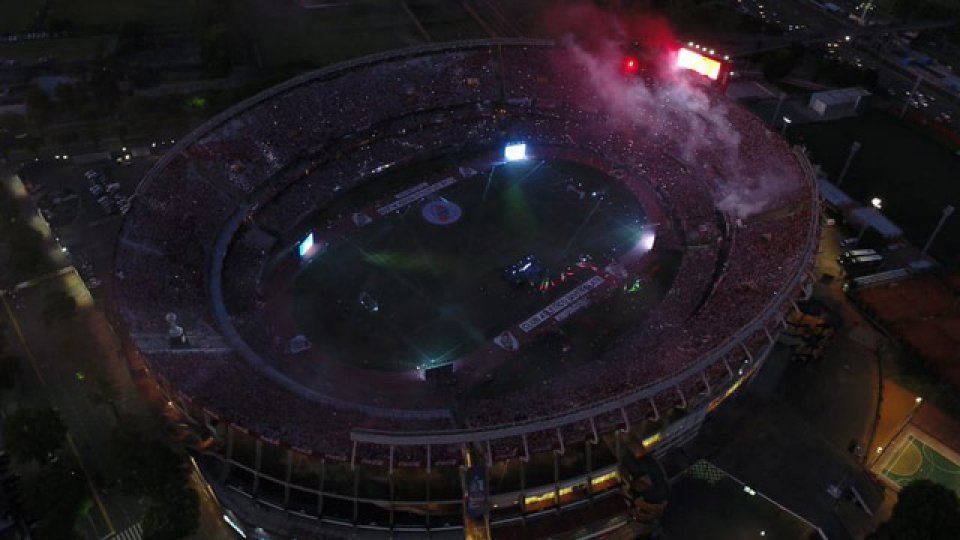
[116,41,817,468]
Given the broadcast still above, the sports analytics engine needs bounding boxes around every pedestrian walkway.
[110,522,142,540]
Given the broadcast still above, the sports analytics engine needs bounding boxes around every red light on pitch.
[624,57,639,73]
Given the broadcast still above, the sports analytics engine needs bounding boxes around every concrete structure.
[808,88,871,120]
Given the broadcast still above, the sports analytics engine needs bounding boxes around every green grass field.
[289,157,651,372]
[0,0,44,33]
[47,0,197,27]
[0,35,114,61]
[233,0,420,67]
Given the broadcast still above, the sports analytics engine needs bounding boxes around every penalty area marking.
[885,437,923,478]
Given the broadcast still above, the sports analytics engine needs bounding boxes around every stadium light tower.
[901,75,923,119]
[780,116,792,137]
[836,141,861,187]
[772,94,786,127]
[922,205,955,256]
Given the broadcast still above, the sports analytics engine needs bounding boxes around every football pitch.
[879,430,960,496]
[288,156,660,372]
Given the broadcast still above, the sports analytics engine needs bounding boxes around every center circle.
[422,199,462,225]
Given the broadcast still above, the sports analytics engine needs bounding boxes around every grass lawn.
[290,157,649,371]
[0,35,114,61]
[46,0,197,27]
[0,0,45,33]
[404,0,486,42]
[234,0,419,67]
[789,109,960,265]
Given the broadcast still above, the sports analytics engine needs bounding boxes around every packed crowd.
[117,41,817,466]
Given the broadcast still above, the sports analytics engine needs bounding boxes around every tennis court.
[878,429,960,495]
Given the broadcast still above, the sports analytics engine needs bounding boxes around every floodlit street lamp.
[901,75,922,118]
[922,205,955,255]
[780,116,792,137]
[836,141,861,187]
[772,93,786,126]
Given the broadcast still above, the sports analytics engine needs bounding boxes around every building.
[808,88,871,120]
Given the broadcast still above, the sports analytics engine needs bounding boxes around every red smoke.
[539,3,677,55]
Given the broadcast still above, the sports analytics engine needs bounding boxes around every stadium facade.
[115,39,820,538]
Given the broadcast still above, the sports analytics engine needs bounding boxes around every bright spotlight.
[638,230,656,252]
[504,143,527,162]
[298,232,316,259]
[871,197,882,210]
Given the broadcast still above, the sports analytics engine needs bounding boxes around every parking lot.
[18,156,157,301]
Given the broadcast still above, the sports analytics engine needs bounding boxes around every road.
[3,158,236,540]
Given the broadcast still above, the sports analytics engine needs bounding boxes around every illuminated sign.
[677,47,722,80]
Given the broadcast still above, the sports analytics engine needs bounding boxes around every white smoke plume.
[541,4,799,218]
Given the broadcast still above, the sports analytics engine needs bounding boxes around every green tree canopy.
[27,457,87,540]
[869,480,960,540]
[142,486,200,540]
[0,354,20,394]
[41,288,78,325]
[113,430,200,540]
[2,407,67,463]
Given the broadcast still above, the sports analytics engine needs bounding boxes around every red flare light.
[624,56,639,73]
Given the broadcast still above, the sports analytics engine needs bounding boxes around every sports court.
[877,428,960,494]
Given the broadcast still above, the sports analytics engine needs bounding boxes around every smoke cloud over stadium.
[542,4,798,218]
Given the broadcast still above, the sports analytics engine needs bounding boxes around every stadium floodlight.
[504,143,527,162]
[639,230,656,252]
[298,232,316,259]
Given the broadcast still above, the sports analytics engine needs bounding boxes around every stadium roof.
[849,206,904,239]
[817,179,856,210]
[809,87,871,106]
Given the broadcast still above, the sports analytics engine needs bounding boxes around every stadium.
[114,39,819,537]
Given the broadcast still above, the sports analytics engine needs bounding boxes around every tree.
[761,44,805,81]
[868,480,960,540]
[25,88,51,124]
[2,407,67,463]
[27,457,87,540]
[0,354,20,395]
[88,377,121,420]
[114,432,189,496]
[41,288,78,325]
[142,486,200,540]
[113,430,200,539]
